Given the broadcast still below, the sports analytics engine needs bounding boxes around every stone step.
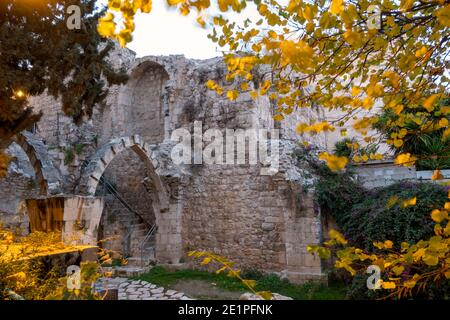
[113,266,150,277]
[125,254,155,268]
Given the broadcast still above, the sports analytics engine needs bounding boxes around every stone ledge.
[280,270,328,285]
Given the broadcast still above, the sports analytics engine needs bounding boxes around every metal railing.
[140,224,158,267]
[99,176,151,228]
[98,175,155,259]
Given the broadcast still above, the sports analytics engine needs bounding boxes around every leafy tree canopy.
[0,0,127,175]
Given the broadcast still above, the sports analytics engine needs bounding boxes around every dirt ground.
[170,279,243,300]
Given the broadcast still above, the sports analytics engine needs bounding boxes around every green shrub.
[347,264,450,300]
[333,138,354,158]
[314,157,448,251]
[343,181,448,250]
[74,143,84,155]
[63,147,74,165]
[314,166,365,228]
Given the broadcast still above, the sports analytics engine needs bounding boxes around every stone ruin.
[0,47,333,284]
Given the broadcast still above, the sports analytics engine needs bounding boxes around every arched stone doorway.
[78,135,183,265]
[11,131,62,195]
[116,60,170,143]
[1,132,61,232]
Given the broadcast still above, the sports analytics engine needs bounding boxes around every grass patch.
[255,274,346,300]
[132,266,246,292]
[132,266,347,300]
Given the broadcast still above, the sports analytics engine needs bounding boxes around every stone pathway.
[94,277,194,300]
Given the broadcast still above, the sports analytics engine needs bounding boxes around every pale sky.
[99,1,265,59]
[127,3,220,59]
[95,0,291,59]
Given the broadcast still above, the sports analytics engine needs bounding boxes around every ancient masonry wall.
[181,164,323,280]
[0,143,40,231]
[1,50,326,282]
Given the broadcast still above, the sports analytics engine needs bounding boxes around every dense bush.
[314,166,365,228]
[315,166,448,251]
[344,182,448,250]
[314,165,450,299]
[346,269,450,300]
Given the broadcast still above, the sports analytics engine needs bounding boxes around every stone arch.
[77,135,169,210]
[117,59,171,143]
[10,131,62,195]
[77,135,184,264]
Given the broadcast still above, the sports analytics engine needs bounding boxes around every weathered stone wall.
[353,160,417,188]
[181,162,323,281]
[0,143,40,231]
[182,164,287,271]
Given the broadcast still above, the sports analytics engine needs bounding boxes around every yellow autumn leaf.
[257,291,273,300]
[303,5,316,22]
[206,79,218,90]
[200,257,212,265]
[394,153,417,167]
[393,139,404,148]
[167,0,184,5]
[343,29,362,47]
[252,43,262,53]
[404,279,417,288]
[141,0,152,13]
[415,46,427,58]
[381,281,396,289]
[273,114,284,121]
[423,94,440,112]
[401,197,416,208]
[401,0,415,11]
[216,266,227,274]
[431,169,443,180]
[196,15,206,28]
[431,209,448,223]
[351,86,361,96]
[436,4,450,27]
[97,13,116,37]
[329,229,348,245]
[423,253,439,266]
[384,240,394,249]
[242,279,257,288]
[319,152,348,172]
[387,195,399,208]
[329,0,344,15]
[392,265,405,276]
[227,90,239,101]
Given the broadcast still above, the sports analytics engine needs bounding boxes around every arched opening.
[120,61,170,144]
[0,132,62,233]
[96,148,158,263]
[78,136,169,266]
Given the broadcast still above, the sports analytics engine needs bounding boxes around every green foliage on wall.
[314,167,448,250]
